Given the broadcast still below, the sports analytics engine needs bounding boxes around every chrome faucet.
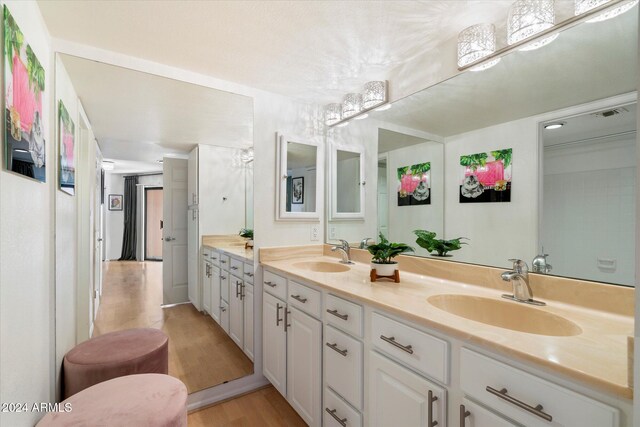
[331,239,354,264]
[532,252,553,274]
[501,259,545,306]
[359,237,374,249]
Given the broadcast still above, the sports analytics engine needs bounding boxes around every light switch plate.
[329,226,337,240]
[310,224,320,241]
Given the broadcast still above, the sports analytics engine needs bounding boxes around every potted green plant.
[367,232,414,277]
[239,228,254,248]
[413,230,467,257]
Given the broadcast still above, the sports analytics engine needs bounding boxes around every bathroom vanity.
[259,245,632,427]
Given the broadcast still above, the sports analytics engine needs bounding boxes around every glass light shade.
[240,147,254,163]
[325,103,342,125]
[457,24,498,68]
[362,81,386,109]
[576,0,638,22]
[508,0,558,51]
[342,93,363,118]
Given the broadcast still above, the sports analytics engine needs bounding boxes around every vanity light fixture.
[544,121,565,129]
[325,103,342,126]
[457,24,501,71]
[12,148,29,154]
[575,0,638,22]
[507,0,558,51]
[326,81,389,127]
[240,147,254,163]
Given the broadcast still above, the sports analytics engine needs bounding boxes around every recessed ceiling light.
[544,122,565,130]
[102,160,115,171]
[13,148,29,154]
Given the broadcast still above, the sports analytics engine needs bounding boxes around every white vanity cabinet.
[262,270,323,427]
[229,274,244,347]
[201,253,212,316]
[460,399,520,427]
[210,264,221,324]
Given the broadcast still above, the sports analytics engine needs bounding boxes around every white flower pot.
[371,262,397,277]
[246,239,254,248]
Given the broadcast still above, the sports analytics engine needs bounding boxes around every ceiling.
[543,103,637,146]
[60,55,253,164]
[38,0,540,103]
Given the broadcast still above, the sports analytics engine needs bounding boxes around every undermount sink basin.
[427,294,582,337]
[292,261,351,273]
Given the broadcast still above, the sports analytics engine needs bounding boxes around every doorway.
[145,187,163,261]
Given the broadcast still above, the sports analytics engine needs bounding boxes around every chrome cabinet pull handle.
[241,283,245,300]
[326,309,348,320]
[276,303,283,326]
[221,260,227,264]
[459,405,470,427]
[244,272,254,277]
[221,276,227,280]
[291,294,308,303]
[486,386,552,422]
[380,335,414,354]
[236,282,242,298]
[284,308,291,332]
[326,342,348,357]
[428,390,438,427]
[231,266,238,270]
[325,408,347,426]
[264,281,276,288]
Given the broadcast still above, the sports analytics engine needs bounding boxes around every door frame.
[144,186,164,261]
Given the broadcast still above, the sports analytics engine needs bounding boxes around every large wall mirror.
[57,54,257,397]
[330,145,365,220]
[326,6,637,286]
[277,134,322,220]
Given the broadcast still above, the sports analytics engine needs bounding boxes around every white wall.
[542,136,636,285]
[444,117,539,268]
[199,145,246,236]
[336,157,360,213]
[104,172,125,260]
[386,141,444,257]
[0,2,55,425]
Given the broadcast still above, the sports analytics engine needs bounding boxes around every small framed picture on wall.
[292,176,304,204]
[108,194,123,211]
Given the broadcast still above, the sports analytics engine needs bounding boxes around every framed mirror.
[277,133,322,220]
[325,6,637,287]
[330,144,365,220]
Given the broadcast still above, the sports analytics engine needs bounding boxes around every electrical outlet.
[310,224,320,241]
[329,226,337,240]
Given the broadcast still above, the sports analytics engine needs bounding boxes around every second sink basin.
[292,261,351,273]
[427,294,582,337]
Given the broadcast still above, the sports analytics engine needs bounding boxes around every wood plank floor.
[188,386,306,427]
[94,261,253,393]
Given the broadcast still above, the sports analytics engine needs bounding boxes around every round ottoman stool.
[37,374,187,427]
[63,328,168,398]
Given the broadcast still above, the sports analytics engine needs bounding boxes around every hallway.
[94,261,253,393]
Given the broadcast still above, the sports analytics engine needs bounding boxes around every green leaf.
[367,232,414,264]
[413,229,468,256]
[396,166,409,181]
[491,148,512,168]
[459,153,488,171]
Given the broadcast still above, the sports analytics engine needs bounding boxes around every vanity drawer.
[371,312,448,384]
[202,247,212,259]
[208,250,220,266]
[460,348,619,427]
[220,271,230,302]
[243,262,254,284]
[324,387,362,427]
[324,326,363,410]
[263,270,287,301]
[220,254,230,269]
[288,281,321,318]
[461,398,519,427]
[324,294,363,338]
[229,257,243,274]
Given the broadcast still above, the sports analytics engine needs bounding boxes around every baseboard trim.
[186,375,271,412]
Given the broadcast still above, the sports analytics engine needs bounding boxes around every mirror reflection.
[286,141,317,213]
[335,150,361,214]
[326,8,637,286]
[59,54,255,395]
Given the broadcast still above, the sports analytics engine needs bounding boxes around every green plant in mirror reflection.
[239,228,253,239]
[490,148,512,168]
[459,152,488,171]
[414,230,468,257]
[368,232,414,264]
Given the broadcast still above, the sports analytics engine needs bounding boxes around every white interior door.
[162,158,189,305]
[93,145,103,320]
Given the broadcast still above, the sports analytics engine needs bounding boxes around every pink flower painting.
[397,162,431,206]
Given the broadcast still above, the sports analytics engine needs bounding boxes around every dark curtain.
[119,176,138,260]
[286,176,292,212]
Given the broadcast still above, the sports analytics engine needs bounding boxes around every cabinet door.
[229,276,244,347]
[287,306,322,427]
[460,399,519,427]
[369,351,447,427]
[263,292,287,397]
[220,300,229,334]
[210,265,221,324]
[243,283,254,361]
[202,261,212,315]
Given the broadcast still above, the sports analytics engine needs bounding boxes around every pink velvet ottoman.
[63,328,168,398]
[37,374,187,427]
